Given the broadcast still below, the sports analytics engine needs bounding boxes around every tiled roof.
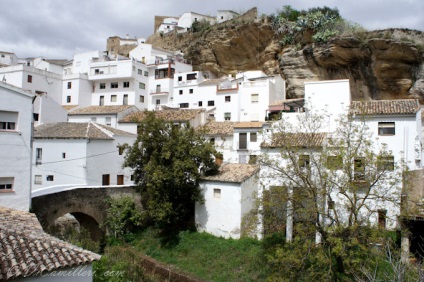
[202,121,236,135]
[198,78,226,86]
[0,207,100,280]
[34,122,134,139]
[202,164,259,183]
[262,132,327,148]
[350,99,420,116]
[120,109,203,123]
[233,122,264,128]
[68,105,133,115]
[62,105,78,111]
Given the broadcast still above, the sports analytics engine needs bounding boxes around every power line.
[36,166,102,183]
[38,149,120,165]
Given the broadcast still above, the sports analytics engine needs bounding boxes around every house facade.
[0,82,34,211]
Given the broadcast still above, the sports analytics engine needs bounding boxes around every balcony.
[150,88,170,95]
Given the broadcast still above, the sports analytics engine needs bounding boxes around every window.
[198,101,203,107]
[138,69,142,75]
[378,209,387,229]
[187,73,197,80]
[189,89,194,94]
[213,188,221,198]
[327,155,342,170]
[354,158,365,181]
[328,199,335,209]
[210,138,215,144]
[140,95,145,103]
[250,132,257,142]
[95,69,100,74]
[27,75,32,83]
[46,175,54,181]
[178,76,182,81]
[111,82,118,88]
[99,83,106,89]
[208,100,215,106]
[111,95,117,102]
[139,82,145,89]
[36,148,42,164]
[33,113,39,121]
[299,155,310,169]
[66,96,71,103]
[251,94,259,103]
[34,175,42,185]
[105,117,112,126]
[378,122,395,136]
[102,174,110,186]
[99,96,104,106]
[239,133,247,150]
[378,156,395,171]
[225,96,231,102]
[131,175,135,181]
[224,112,231,121]
[156,99,160,105]
[123,81,130,88]
[0,177,14,192]
[144,71,148,77]
[91,117,97,122]
[180,103,189,108]
[179,90,183,95]
[62,153,66,159]
[0,111,17,131]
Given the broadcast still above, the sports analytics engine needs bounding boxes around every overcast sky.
[1,0,423,60]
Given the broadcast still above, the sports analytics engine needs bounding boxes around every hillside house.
[0,82,34,211]
[32,122,136,197]
[196,164,260,239]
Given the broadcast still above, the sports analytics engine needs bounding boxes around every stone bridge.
[31,186,141,241]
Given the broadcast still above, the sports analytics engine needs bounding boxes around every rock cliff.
[146,10,424,102]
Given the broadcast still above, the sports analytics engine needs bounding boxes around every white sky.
[1,0,422,59]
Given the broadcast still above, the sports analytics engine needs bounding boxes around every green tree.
[259,111,405,280]
[124,112,218,229]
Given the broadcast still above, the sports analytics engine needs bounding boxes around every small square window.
[156,99,161,105]
[250,132,257,142]
[66,96,71,103]
[378,156,395,171]
[111,82,118,88]
[111,95,117,102]
[99,83,106,89]
[189,89,193,94]
[198,101,203,107]
[62,153,66,159]
[0,177,14,191]
[27,75,32,83]
[299,155,310,169]
[46,175,54,181]
[210,138,215,144]
[378,122,395,136]
[251,94,259,103]
[139,82,145,89]
[178,76,182,81]
[140,95,145,103]
[213,188,221,198]
[105,117,112,126]
[123,81,130,88]
[138,69,142,75]
[208,100,215,106]
[180,103,189,108]
[179,90,183,95]
[225,96,231,102]
[131,174,135,181]
[144,71,148,77]
[67,82,72,89]
[119,147,124,155]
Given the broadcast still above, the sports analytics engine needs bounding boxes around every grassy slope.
[131,228,267,281]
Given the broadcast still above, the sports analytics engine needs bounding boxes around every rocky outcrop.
[146,14,424,102]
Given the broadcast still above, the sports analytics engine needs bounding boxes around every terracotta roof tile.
[262,132,327,148]
[34,122,134,139]
[0,207,100,280]
[68,105,133,115]
[120,109,203,123]
[202,121,236,135]
[233,122,264,128]
[350,99,420,115]
[202,164,259,183]
[62,105,78,111]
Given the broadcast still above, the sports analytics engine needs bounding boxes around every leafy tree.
[259,111,405,279]
[124,112,218,229]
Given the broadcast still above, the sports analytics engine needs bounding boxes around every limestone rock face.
[146,21,424,102]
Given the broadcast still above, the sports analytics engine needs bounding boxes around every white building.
[216,10,239,23]
[68,105,138,129]
[196,163,260,239]
[33,92,68,126]
[0,51,18,67]
[32,122,136,197]
[0,82,34,211]
[178,12,216,31]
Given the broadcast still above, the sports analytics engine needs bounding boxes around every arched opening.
[71,212,104,241]
[53,212,104,242]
